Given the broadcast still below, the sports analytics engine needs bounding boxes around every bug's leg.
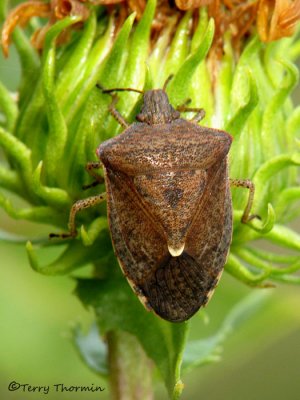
[163,74,174,90]
[83,162,104,190]
[176,101,206,123]
[98,84,142,127]
[108,94,129,128]
[190,108,206,123]
[49,193,107,239]
[230,179,261,223]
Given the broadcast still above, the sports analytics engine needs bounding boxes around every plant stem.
[107,330,154,400]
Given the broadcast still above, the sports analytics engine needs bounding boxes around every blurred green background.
[1,43,300,400]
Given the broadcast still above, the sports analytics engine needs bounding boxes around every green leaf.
[261,59,299,160]
[164,11,192,80]
[80,217,108,246]
[0,0,8,22]
[99,12,136,87]
[0,165,20,193]
[123,0,156,89]
[0,126,33,196]
[12,27,40,104]
[191,8,208,52]
[91,12,137,139]
[265,224,300,251]
[253,153,300,212]
[234,247,300,278]
[226,253,271,286]
[72,322,108,376]
[214,33,234,128]
[168,18,215,106]
[26,228,113,275]
[182,291,271,373]
[247,203,276,234]
[0,192,62,225]
[148,17,176,84]
[32,161,71,208]
[274,186,300,220]
[0,230,49,244]
[65,17,115,122]
[104,0,156,133]
[245,246,299,264]
[0,81,18,131]
[75,277,189,398]
[42,18,81,186]
[225,70,259,137]
[56,13,97,107]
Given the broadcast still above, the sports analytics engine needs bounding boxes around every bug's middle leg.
[49,193,107,239]
[230,178,260,223]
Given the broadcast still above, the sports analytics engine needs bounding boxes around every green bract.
[0,1,299,398]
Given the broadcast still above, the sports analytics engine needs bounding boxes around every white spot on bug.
[168,243,185,257]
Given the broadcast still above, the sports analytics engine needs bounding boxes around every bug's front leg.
[176,100,206,123]
[108,94,129,128]
[230,178,261,223]
[49,193,107,239]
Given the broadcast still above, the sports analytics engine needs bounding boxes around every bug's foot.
[82,181,101,190]
[49,231,76,239]
[242,214,261,223]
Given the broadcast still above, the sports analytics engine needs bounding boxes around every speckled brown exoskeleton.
[51,78,258,322]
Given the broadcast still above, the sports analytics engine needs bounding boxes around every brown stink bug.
[51,78,257,322]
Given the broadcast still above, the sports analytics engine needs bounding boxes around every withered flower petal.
[175,0,213,10]
[51,0,90,20]
[1,1,51,57]
[257,0,300,42]
[1,0,90,57]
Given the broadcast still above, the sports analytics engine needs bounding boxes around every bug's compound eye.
[172,109,181,120]
[136,113,146,122]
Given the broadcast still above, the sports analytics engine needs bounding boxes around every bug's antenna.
[96,83,144,95]
[163,74,174,91]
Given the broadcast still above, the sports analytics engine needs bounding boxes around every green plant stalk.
[107,330,154,400]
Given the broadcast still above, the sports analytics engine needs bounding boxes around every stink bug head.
[136,89,180,125]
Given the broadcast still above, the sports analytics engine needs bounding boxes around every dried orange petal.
[51,0,90,20]
[1,1,51,57]
[175,0,213,10]
[128,0,146,18]
[257,0,300,42]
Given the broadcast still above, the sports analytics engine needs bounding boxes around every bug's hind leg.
[49,193,107,239]
[230,179,261,223]
[83,162,104,190]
